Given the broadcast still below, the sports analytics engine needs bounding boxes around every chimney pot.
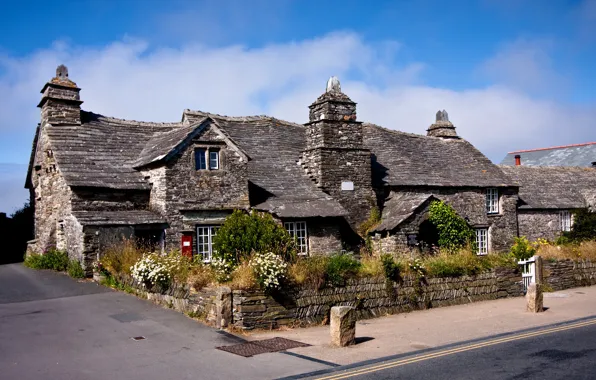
[515,155,521,166]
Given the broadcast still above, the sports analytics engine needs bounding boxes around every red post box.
[181,235,193,258]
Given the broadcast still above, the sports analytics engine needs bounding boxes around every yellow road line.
[317,318,596,380]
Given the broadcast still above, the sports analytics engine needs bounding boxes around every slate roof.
[372,193,434,232]
[363,123,514,188]
[45,111,182,189]
[499,165,596,209]
[500,143,596,167]
[183,110,348,218]
[73,210,167,226]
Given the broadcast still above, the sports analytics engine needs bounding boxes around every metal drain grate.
[216,337,310,357]
[131,336,146,341]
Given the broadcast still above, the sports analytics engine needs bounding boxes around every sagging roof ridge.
[183,109,304,128]
[81,110,184,128]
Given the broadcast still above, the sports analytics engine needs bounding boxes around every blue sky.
[1,0,595,213]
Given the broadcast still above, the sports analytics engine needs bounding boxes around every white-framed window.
[560,211,572,232]
[197,225,219,262]
[475,228,488,255]
[284,221,308,255]
[209,150,219,170]
[486,188,499,214]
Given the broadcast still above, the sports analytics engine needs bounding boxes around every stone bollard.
[330,306,356,347]
[215,286,232,329]
[526,283,543,313]
[534,256,544,285]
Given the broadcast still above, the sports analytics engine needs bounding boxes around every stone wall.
[164,122,250,250]
[544,260,596,291]
[518,210,562,242]
[232,267,522,330]
[28,126,74,255]
[307,218,343,254]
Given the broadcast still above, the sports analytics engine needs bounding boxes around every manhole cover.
[254,337,310,351]
[216,338,309,357]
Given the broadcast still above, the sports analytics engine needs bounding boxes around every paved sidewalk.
[248,286,596,366]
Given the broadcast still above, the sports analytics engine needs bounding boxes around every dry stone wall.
[544,259,596,291]
[232,267,522,330]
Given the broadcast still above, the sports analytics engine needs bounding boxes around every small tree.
[428,200,475,252]
[212,210,296,265]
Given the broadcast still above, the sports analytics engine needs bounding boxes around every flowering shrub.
[250,252,288,289]
[408,257,426,277]
[130,254,171,288]
[210,258,234,282]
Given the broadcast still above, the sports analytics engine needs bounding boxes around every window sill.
[487,213,502,217]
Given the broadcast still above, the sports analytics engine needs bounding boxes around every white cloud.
[1,31,595,212]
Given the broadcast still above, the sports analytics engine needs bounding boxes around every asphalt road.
[300,318,596,380]
[0,263,330,380]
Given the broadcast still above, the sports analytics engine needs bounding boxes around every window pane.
[195,149,206,170]
[209,151,219,170]
[475,229,488,255]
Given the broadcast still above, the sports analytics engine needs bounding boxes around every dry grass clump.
[536,240,596,261]
[226,261,259,290]
[100,238,144,275]
[288,255,329,288]
[358,255,385,278]
[188,263,216,290]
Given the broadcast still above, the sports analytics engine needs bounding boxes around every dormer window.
[195,148,220,170]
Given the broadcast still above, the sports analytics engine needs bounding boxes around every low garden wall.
[109,273,219,323]
[102,260,596,330]
[544,259,596,291]
[232,267,523,330]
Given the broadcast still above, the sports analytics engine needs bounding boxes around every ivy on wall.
[428,200,475,252]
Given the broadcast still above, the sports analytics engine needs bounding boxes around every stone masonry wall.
[518,210,562,242]
[233,267,522,330]
[29,126,74,255]
[301,147,375,228]
[164,122,250,250]
[544,260,596,291]
[374,187,518,254]
[307,218,343,254]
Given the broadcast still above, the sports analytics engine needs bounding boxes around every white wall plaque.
[341,181,354,191]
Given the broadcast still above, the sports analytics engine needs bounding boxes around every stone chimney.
[301,77,375,228]
[515,155,521,166]
[37,65,82,125]
[427,110,459,138]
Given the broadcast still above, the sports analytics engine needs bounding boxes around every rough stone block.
[330,306,356,347]
[216,286,232,329]
[526,283,543,313]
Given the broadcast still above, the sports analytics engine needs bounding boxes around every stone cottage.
[500,165,596,242]
[26,66,520,270]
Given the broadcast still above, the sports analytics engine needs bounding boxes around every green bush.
[24,249,69,271]
[428,200,475,252]
[510,236,536,261]
[326,253,361,286]
[358,206,381,237]
[213,210,296,265]
[380,254,401,281]
[67,259,86,278]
